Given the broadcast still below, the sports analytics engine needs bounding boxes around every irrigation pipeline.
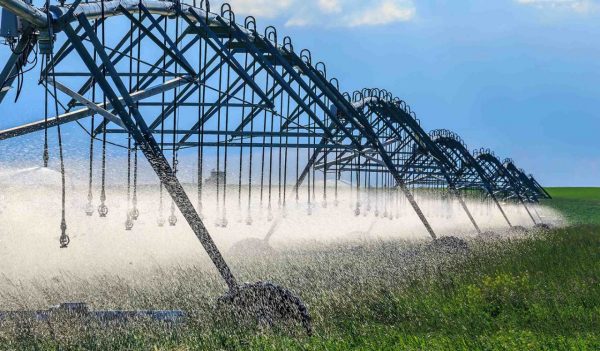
[0,0,551,334]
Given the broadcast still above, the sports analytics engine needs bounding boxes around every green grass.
[543,187,600,225]
[1,188,599,350]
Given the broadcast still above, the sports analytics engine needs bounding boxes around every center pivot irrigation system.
[0,0,550,333]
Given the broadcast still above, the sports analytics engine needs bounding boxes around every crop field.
[0,187,597,350]
[542,188,600,225]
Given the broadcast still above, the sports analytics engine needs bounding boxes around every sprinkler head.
[125,216,134,231]
[59,221,69,248]
[220,217,228,228]
[59,234,70,248]
[98,203,108,217]
[43,148,49,168]
[354,207,360,216]
[168,214,177,226]
[131,208,139,220]
[84,202,94,216]
[157,216,166,227]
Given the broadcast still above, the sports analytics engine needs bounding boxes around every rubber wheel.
[228,238,276,258]
[477,231,501,241]
[428,236,469,255]
[218,281,312,335]
[509,225,528,234]
[533,223,551,231]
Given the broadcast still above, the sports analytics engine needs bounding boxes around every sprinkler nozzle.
[169,214,177,226]
[98,203,108,217]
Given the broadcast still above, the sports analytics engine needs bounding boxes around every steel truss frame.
[0,0,550,314]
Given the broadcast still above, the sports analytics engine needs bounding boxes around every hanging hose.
[354,154,360,216]
[362,160,368,217]
[306,83,312,215]
[157,16,167,227]
[169,14,181,227]
[215,42,223,227]
[282,84,290,217]
[276,69,283,213]
[220,13,233,228]
[374,170,379,217]
[259,72,269,213]
[85,23,97,216]
[197,16,208,220]
[43,2,69,248]
[131,9,141,222]
[98,0,108,218]
[246,56,256,225]
[85,112,95,216]
[42,57,49,168]
[266,78,275,221]
[33,26,49,169]
[124,20,135,231]
[125,137,134,230]
[132,147,139,219]
[237,52,249,223]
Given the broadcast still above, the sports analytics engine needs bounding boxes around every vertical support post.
[453,190,481,233]
[519,198,537,225]
[489,192,512,227]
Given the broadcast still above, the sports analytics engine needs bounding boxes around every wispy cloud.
[515,0,600,14]
[344,1,416,27]
[211,0,294,19]
[209,0,416,27]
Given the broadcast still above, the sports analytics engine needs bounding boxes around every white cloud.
[516,0,600,14]
[318,0,342,14]
[345,0,416,27]
[208,0,415,27]
[217,0,294,19]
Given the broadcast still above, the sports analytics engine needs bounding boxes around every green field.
[1,188,599,350]
[543,187,600,225]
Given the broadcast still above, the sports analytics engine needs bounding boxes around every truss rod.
[0,76,191,140]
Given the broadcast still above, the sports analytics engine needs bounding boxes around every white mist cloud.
[208,0,416,27]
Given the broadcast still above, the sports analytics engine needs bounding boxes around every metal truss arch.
[0,0,552,328]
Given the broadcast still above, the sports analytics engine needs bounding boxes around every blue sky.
[210,0,599,186]
[0,0,598,186]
